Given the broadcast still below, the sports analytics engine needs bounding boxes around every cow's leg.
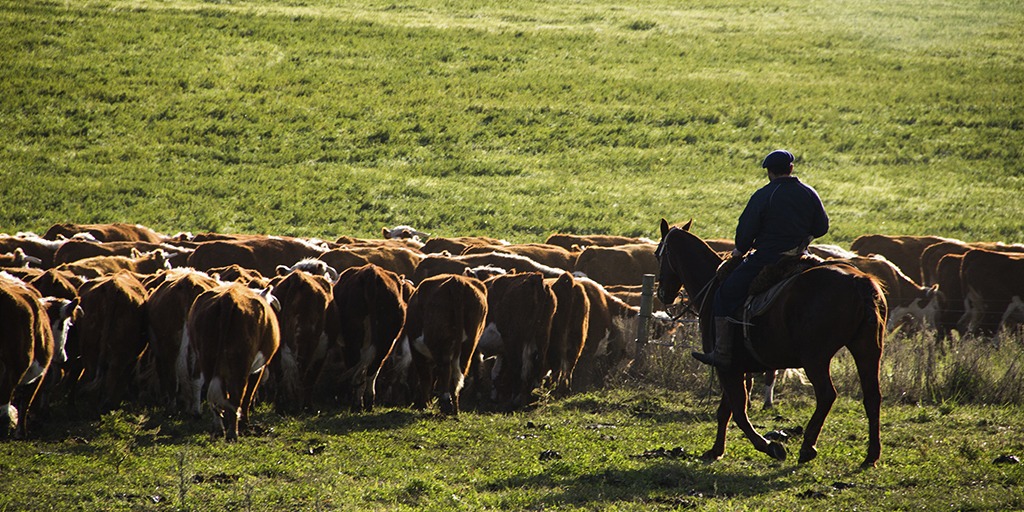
[762,370,777,410]
[206,376,231,440]
[239,368,266,435]
[798,363,838,464]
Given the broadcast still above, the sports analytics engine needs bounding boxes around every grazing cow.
[0,234,64,269]
[603,284,668,311]
[573,243,659,286]
[571,277,644,391]
[267,267,334,413]
[839,255,940,331]
[27,269,82,301]
[0,273,55,438]
[934,253,967,339]
[478,272,557,410]
[188,283,280,441]
[420,236,507,255]
[960,249,1024,336]
[327,265,407,412]
[57,249,173,279]
[187,236,328,278]
[206,264,269,288]
[412,251,564,284]
[543,273,590,396]
[319,246,423,279]
[381,225,430,241]
[463,243,578,272]
[850,234,957,286]
[402,274,488,415]
[72,271,149,413]
[43,222,165,244]
[275,258,339,283]
[544,233,654,251]
[920,240,1024,286]
[144,269,220,413]
[53,240,192,268]
[0,248,43,269]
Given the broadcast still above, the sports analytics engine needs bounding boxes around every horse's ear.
[660,218,670,238]
[681,219,693,232]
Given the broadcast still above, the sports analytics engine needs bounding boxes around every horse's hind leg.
[852,351,882,468]
[799,363,837,464]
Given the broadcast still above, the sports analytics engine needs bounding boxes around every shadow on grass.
[481,459,801,507]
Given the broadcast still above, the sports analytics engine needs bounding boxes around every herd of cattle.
[1,222,1022,441]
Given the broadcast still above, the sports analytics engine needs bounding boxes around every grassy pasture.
[2,0,1024,510]
[1,0,1022,243]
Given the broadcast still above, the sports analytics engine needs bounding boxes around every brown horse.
[655,219,886,468]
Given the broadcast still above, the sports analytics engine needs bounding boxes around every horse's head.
[655,218,691,305]
[654,218,723,309]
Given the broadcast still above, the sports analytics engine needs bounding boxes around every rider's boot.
[692,317,734,367]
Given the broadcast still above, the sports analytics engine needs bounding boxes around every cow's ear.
[276,265,290,276]
[131,248,142,258]
[382,227,390,238]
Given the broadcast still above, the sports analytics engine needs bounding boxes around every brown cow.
[43,222,165,243]
[381,225,430,241]
[839,255,940,331]
[571,277,644,391]
[934,253,967,339]
[187,236,328,278]
[327,265,407,412]
[53,240,192,268]
[72,271,149,413]
[544,273,590,396]
[850,234,957,286]
[188,283,280,441]
[463,243,578,272]
[544,233,654,250]
[960,249,1024,336]
[144,269,220,413]
[206,264,269,288]
[0,234,64,269]
[412,251,564,284]
[573,243,659,286]
[267,267,334,413]
[920,240,1024,286]
[27,269,82,301]
[319,246,423,279]
[0,273,55,438]
[401,273,488,415]
[420,236,507,255]
[57,249,173,279]
[477,272,556,410]
[0,248,43,269]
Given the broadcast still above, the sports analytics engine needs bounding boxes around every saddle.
[716,252,825,366]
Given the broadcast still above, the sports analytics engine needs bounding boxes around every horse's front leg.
[702,395,731,460]
[721,369,786,462]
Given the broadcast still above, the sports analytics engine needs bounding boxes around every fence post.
[635,273,655,346]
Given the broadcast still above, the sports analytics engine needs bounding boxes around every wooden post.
[635,273,655,346]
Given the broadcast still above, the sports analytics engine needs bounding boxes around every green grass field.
[2,0,1022,243]
[2,0,1024,510]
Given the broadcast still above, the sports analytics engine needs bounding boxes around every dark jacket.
[734,176,829,258]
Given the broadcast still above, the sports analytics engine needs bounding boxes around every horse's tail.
[854,272,888,350]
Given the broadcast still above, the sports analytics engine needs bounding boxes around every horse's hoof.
[700,449,724,461]
[798,446,818,464]
[767,441,787,461]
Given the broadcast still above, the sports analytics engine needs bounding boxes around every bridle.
[656,228,716,322]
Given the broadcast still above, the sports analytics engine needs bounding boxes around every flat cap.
[761,149,794,170]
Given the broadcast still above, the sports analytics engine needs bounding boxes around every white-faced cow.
[268,266,334,413]
[145,269,220,413]
[0,273,55,438]
[543,273,590,396]
[573,243,659,286]
[188,283,280,441]
[402,273,488,415]
[57,249,173,279]
[960,249,1024,336]
[187,236,328,278]
[839,255,940,331]
[478,272,557,411]
[327,264,407,412]
[43,222,165,244]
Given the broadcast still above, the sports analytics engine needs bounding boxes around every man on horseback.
[692,149,830,367]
